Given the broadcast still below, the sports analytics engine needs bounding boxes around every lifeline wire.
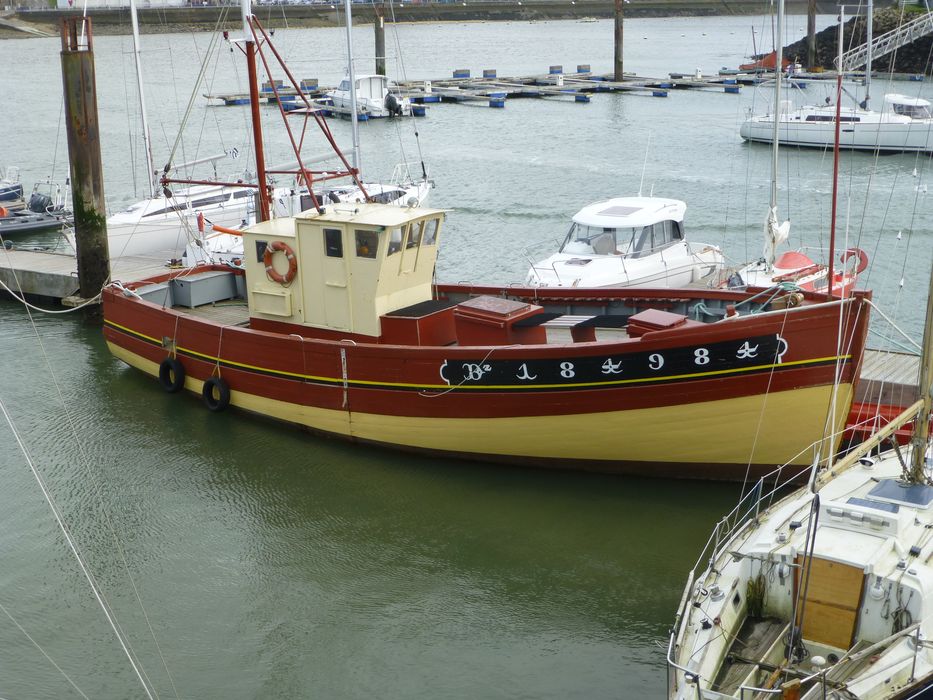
[0,398,157,700]
[0,599,90,699]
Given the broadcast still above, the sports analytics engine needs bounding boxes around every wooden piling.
[613,0,624,80]
[374,4,386,76]
[59,16,109,313]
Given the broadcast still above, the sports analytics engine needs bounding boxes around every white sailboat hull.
[741,104,933,153]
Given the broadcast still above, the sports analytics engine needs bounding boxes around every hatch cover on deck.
[867,479,933,509]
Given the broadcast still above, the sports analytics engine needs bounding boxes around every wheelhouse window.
[422,218,439,246]
[324,228,343,258]
[407,220,424,249]
[355,229,378,258]
[338,79,350,92]
[387,227,403,255]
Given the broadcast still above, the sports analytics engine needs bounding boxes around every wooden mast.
[242,0,271,223]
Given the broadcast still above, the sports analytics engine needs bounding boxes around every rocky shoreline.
[784,8,931,76]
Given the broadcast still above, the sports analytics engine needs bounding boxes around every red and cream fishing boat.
[102,202,872,479]
[101,1,872,480]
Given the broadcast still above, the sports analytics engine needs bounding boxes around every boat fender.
[158,357,186,393]
[263,241,298,285]
[202,376,231,412]
[840,247,869,275]
[0,206,6,218]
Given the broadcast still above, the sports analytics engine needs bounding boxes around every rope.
[0,599,90,699]
[0,397,157,700]
[0,276,101,314]
[864,303,922,351]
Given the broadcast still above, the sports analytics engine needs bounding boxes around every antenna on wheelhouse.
[637,133,651,197]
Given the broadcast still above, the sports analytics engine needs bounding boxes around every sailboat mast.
[909,259,933,481]
[763,0,786,271]
[343,0,362,174]
[130,0,156,197]
[864,0,872,108]
[769,0,784,213]
[827,6,844,300]
[242,0,271,222]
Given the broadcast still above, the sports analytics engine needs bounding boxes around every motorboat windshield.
[559,218,684,258]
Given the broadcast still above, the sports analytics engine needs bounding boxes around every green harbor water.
[0,12,931,698]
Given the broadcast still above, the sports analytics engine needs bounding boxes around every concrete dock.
[0,247,176,300]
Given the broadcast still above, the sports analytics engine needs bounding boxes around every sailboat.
[186,0,430,268]
[665,228,933,700]
[667,4,933,694]
[740,3,933,154]
[735,4,869,298]
[100,0,874,480]
[98,0,428,262]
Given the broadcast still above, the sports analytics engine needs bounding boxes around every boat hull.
[740,116,933,153]
[102,280,870,479]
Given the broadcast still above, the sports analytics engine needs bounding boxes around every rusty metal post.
[374,5,386,76]
[613,0,624,81]
[60,17,110,311]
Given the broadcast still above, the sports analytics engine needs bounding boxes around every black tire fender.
[202,376,231,412]
[158,357,186,393]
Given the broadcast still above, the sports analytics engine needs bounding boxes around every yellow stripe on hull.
[110,342,851,469]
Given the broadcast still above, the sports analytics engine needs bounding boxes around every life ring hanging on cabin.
[840,247,869,275]
[263,241,298,285]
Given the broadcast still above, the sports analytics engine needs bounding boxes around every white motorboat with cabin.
[325,74,411,118]
[524,196,725,288]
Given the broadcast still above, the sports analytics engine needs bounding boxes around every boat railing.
[389,161,430,187]
[667,463,807,693]
[521,239,565,270]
